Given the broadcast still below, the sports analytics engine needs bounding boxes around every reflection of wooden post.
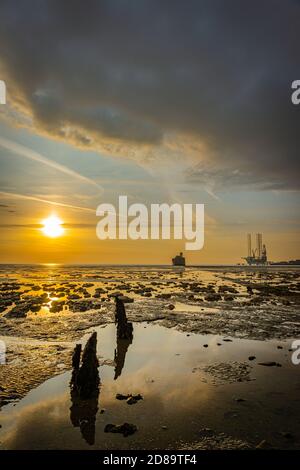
[70,332,99,399]
[70,395,99,445]
[114,336,132,380]
[70,334,100,445]
[115,297,133,340]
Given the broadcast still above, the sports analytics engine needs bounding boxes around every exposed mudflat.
[0,265,299,449]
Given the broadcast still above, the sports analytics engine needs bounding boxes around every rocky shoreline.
[0,267,299,412]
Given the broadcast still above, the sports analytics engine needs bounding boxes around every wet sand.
[0,265,300,449]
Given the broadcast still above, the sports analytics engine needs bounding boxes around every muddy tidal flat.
[0,264,300,450]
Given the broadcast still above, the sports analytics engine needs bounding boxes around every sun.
[41,215,64,238]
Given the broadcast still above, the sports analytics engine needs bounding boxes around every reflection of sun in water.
[41,215,64,238]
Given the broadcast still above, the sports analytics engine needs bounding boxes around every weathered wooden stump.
[70,332,100,399]
[115,296,133,340]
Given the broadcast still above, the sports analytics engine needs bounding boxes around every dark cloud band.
[0,0,299,190]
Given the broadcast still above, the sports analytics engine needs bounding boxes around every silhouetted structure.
[115,296,133,340]
[114,336,132,380]
[70,332,100,399]
[113,296,133,379]
[70,332,100,445]
[70,394,99,445]
[270,259,300,266]
[243,233,268,265]
[172,252,186,266]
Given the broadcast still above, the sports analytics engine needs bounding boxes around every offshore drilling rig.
[242,233,268,265]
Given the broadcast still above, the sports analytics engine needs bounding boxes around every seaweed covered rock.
[104,422,137,437]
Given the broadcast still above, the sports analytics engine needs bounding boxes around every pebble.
[281,432,293,439]
[256,439,272,449]
[104,422,137,437]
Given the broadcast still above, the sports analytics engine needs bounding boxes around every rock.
[198,428,214,437]
[168,304,175,310]
[256,439,272,449]
[248,356,256,361]
[95,287,106,294]
[281,432,294,439]
[50,300,65,313]
[205,293,222,301]
[31,285,40,291]
[223,338,233,342]
[235,398,246,402]
[126,396,138,405]
[5,303,28,318]
[70,299,102,312]
[218,285,238,294]
[69,294,81,300]
[200,361,251,385]
[116,393,143,404]
[224,295,234,301]
[127,394,143,404]
[116,393,130,400]
[104,422,137,437]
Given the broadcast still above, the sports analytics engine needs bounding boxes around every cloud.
[0,0,299,190]
[0,202,15,212]
[0,222,94,228]
[0,191,95,212]
[185,162,299,193]
[0,137,103,192]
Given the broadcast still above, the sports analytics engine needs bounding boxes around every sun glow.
[41,215,64,238]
